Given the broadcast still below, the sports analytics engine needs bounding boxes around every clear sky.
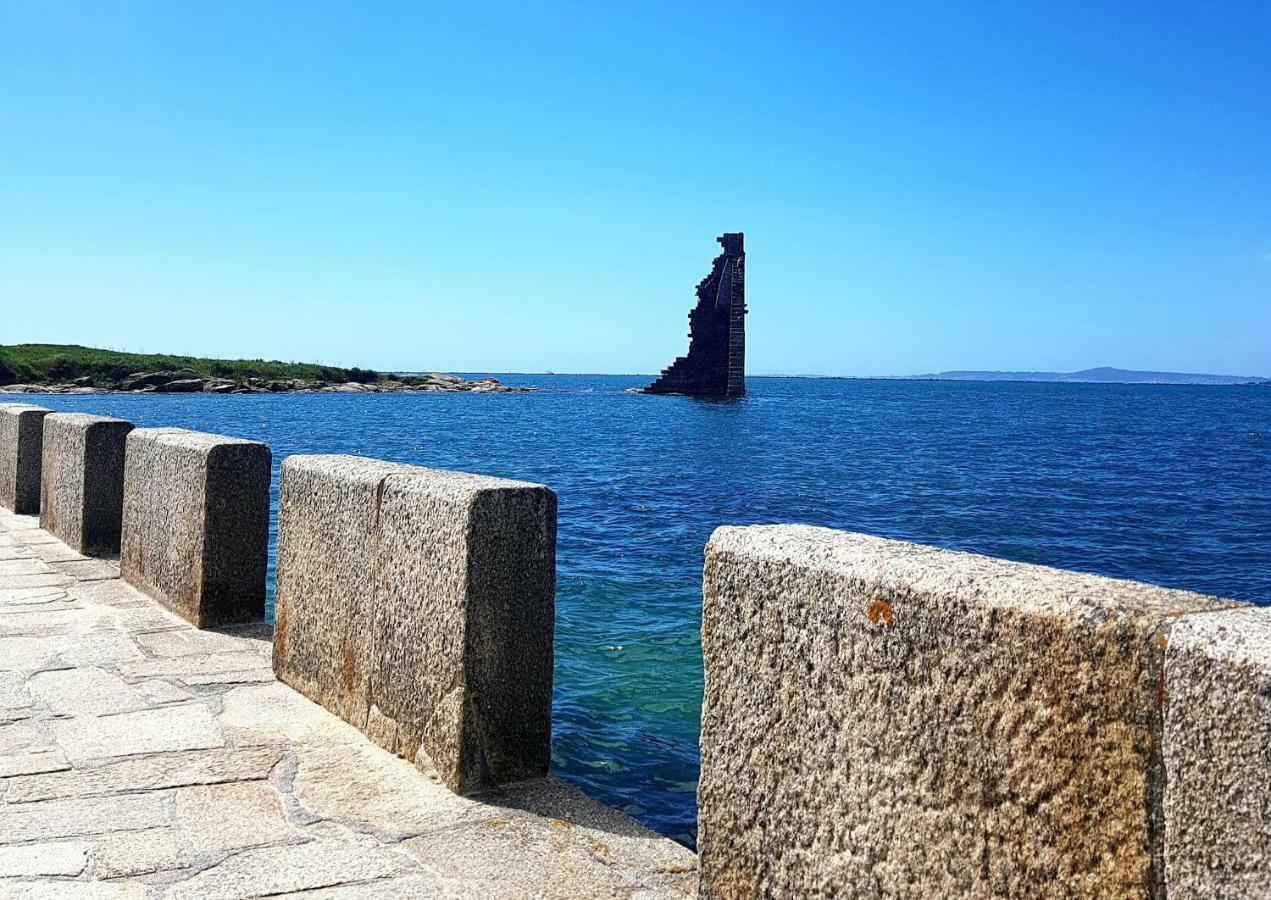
[2,2,1268,376]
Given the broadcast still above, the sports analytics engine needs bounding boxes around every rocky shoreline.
[0,370,534,395]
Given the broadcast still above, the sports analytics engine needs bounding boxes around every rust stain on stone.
[867,599,894,627]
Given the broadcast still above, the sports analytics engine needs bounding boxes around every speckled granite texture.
[40,413,134,556]
[1164,606,1271,898]
[120,428,270,628]
[0,403,51,514]
[699,524,1246,900]
[0,506,695,897]
[273,454,556,795]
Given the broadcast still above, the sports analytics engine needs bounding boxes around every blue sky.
[2,2,1268,376]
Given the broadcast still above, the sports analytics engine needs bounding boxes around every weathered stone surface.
[6,745,280,804]
[90,827,188,878]
[1164,606,1271,898]
[28,666,149,717]
[698,525,1240,900]
[172,781,296,853]
[0,403,51,514]
[164,832,405,900]
[273,454,556,794]
[0,841,89,877]
[120,427,270,627]
[53,703,224,762]
[0,791,171,843]
[39,412,134,556]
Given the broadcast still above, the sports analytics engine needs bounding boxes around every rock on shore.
[0,371,534,395]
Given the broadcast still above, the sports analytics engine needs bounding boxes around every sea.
[26,375,1271,846]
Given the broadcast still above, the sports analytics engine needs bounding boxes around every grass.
[0,344,379,387]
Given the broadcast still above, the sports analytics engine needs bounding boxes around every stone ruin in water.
[645,232,746,398]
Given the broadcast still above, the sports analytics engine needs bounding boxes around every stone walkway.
[0,508,697,899]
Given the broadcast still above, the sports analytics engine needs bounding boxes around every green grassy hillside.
[0,344,378,387]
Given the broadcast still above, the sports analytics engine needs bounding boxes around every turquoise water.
[29,376,1271,846]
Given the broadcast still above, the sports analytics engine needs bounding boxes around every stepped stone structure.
[646,233,746,398]
[0,403,51,514]
[698,524,1264,900]
[120,428,270,628]
[273,455,557,795]
[40,412,134,556]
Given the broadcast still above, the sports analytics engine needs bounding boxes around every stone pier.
[0,507,697,896]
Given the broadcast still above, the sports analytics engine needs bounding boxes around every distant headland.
[905,367,1270,386]
[0,344,532,395]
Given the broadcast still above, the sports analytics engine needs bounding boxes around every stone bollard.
[40,412,135,555]
[698,525,1248,900]
[1164,606,1271,898]
[120,428,271,628]
[273,454,556,795]
[0,403,52,514]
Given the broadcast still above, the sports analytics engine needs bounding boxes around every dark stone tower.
[645,233,746,397]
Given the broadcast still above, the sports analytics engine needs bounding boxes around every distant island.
[0,344,531,395]
[907,367,1270,386]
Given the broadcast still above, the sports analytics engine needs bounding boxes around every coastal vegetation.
[0,343,378,388]
[0,344,529,394]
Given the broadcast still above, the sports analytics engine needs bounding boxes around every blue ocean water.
[28,376,1271,845]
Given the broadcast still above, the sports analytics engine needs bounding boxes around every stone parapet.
[1164,606,1271,898]
[698,524,1247,900]
[273,454,556,795]
[40,412,134,555]
[120,427,271,627]
[0,402,51,514]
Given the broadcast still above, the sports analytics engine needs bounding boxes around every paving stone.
[0,720,53,755]
[48,558,120,581]
[53,704,224,763]
[135,680,194,707]
[0,841,89,877]
[0,574,74,590]
[172,781,295,853]
[0,558,54,577]
[136,626,272,658]
[162,833,404,900]
[401,808,696,899]
[120,652,268,681]
[217,682,357,746]
[90,827,188,879]
[0,748,70,778]
[0,792,170,843]
[269,875,447,899]
[6,746,281,804]
[0,673,33,712]
[28,667,149,717]
[291,741,483,837]
[0,883,148,899]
